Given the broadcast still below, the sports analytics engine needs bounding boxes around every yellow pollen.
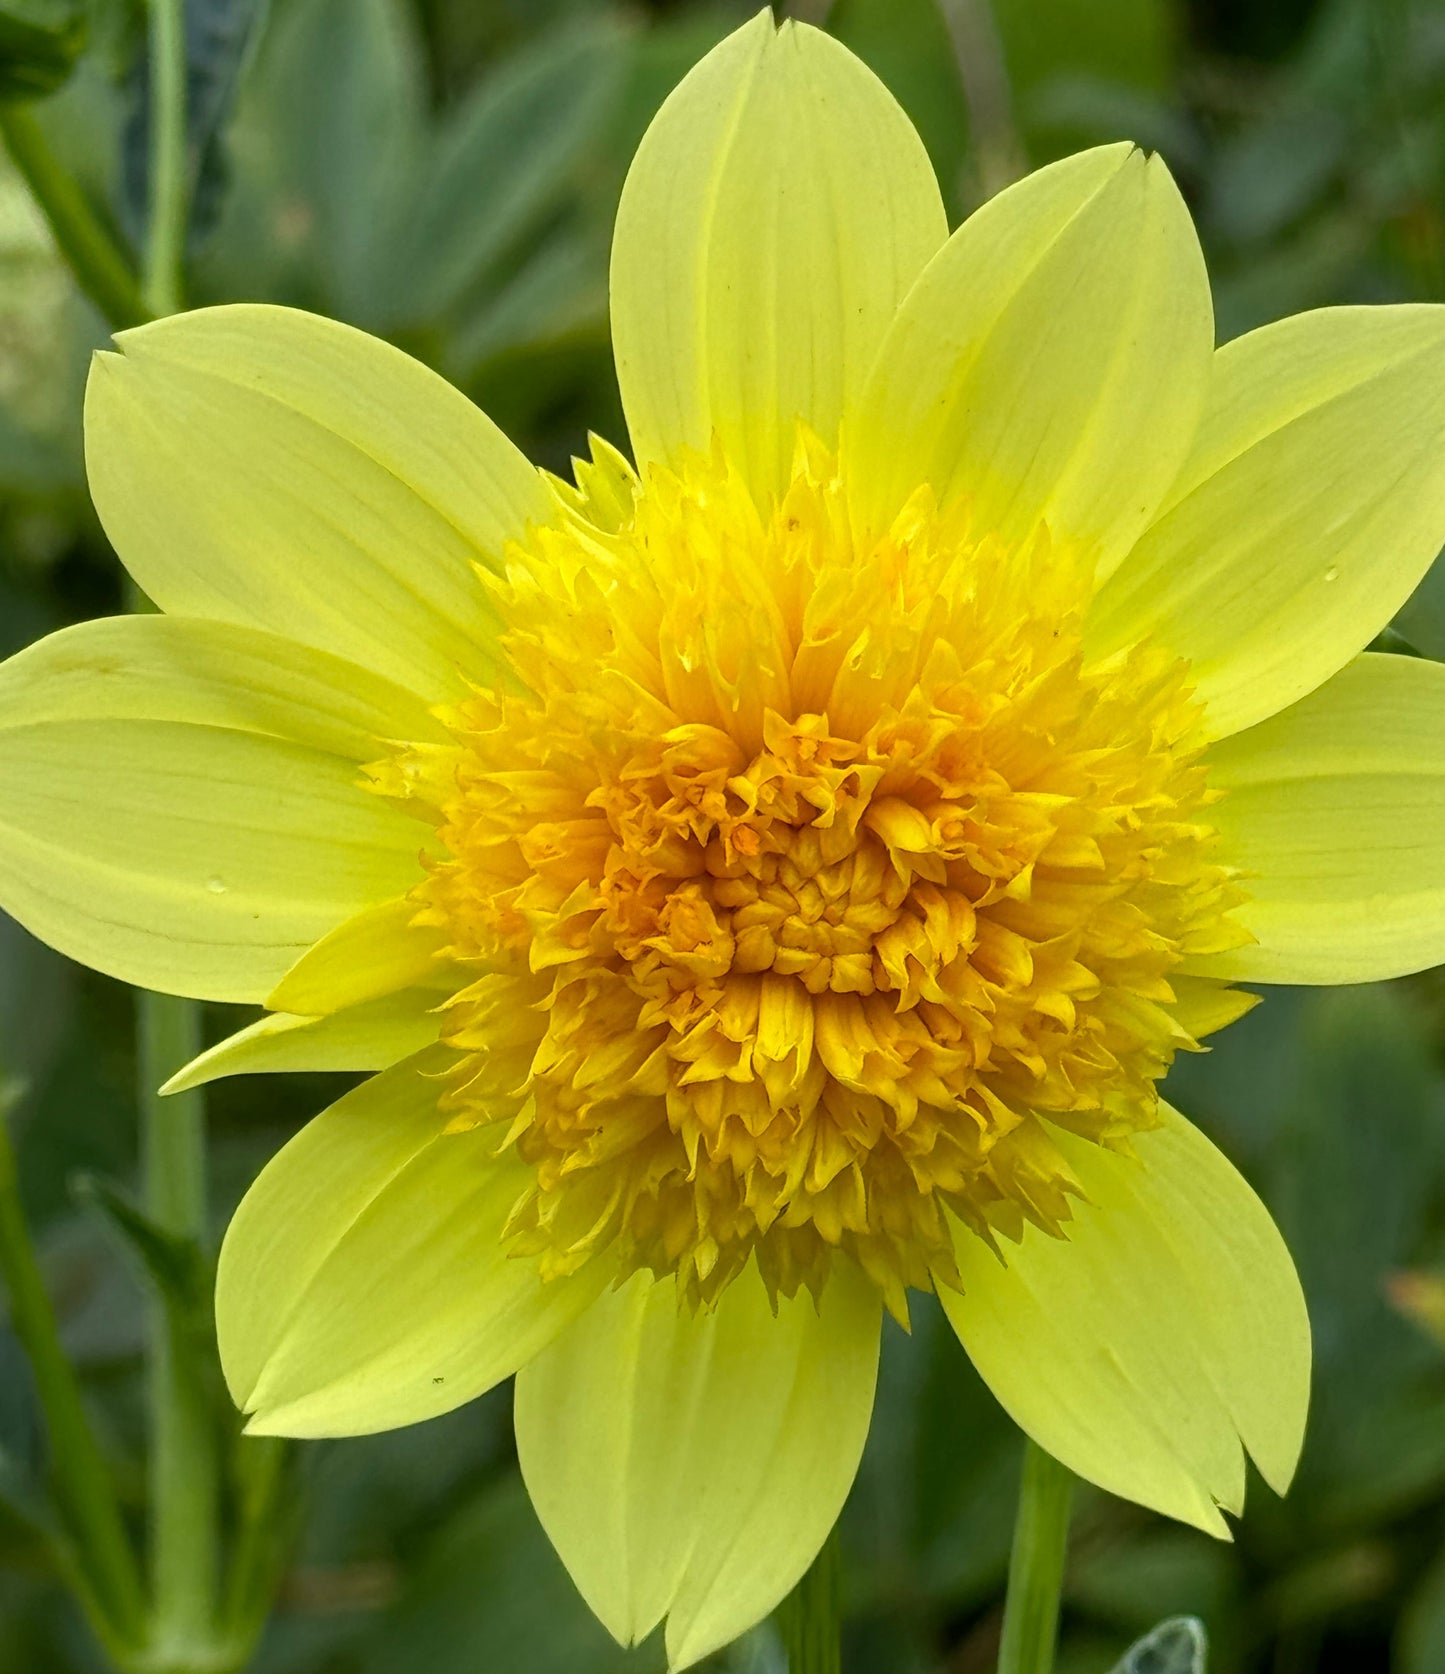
[370,432,1251,1321]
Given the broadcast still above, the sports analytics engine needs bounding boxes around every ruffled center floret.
[372,434,1250,1317]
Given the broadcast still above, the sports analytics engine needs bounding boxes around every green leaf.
[1272,989,1438,1400]
[368,15,632,331]
[0,403,76,496]
[199,0,425,312]
[994,0,1174,94]
[0,1289,46,1526]
[1400,1538,1445,1674]
[1203,106,1349,247]
[0,907,70,1098]
[359,1472,661,1674]
[1108,1617,1207,1674]
[71,1172,211,1349]
[0,0,86,102]
[448,225,606,378]
[1068,1532,1232,1641]
[120,0,268,251]
[905,1301,1019,1607]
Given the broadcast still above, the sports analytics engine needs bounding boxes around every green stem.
[937,0,1027,202]
[775,1527,841,1674]
[136,7,221,1663]
[997,1441,1074,1674]
[220,1435,290,1653]
[0,1082,146,1650]
[142,0,188,316]
[138,994,220,1668]
[0,103,150,330]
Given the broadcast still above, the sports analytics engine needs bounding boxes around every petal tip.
[1246,1353,1311,1499]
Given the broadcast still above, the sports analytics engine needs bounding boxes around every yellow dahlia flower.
[5,10,1445,1664]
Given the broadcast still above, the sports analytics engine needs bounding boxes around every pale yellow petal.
[221,1053,603,1438]
[611,12,946,501]
[1089,305,1445,738]
[847,143,1212,575]
[0,614,445,757]
[0,616,432,1001]
[1193,652,1445,984]
[1169,976,1260,1042]
[515,1262,881,1671]
[267,895,455,1016]
[86,304,553,698]
[0,718,421,1002]
[943,1103,1309,1533]
[161,989,440,1094]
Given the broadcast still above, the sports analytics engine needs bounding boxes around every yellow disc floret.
[371,434,1251,1318]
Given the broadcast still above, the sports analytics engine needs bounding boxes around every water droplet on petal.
[1323,565,1340,583]
[206,876,227,895]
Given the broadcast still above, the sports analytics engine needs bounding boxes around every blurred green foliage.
[3,0,1445,1670]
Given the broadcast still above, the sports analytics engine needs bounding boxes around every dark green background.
[4,0,1445,1669]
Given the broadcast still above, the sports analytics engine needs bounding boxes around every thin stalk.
[136,5,221,1662]
[937,0,1028,202]
[0,104,150,330]
[219,1436,290,1653]
[997,1441,1074,1674]
[775,1527,841,1674]
[138,995,220,1668]
[0,1084,146,1650]
[142,0,188,316]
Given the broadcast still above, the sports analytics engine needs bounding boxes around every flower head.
[5,11,1445,1667]
[383,434,1248,1322]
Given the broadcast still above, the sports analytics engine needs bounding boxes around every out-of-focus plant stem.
[137,4,222,1666]
[0,104,150,328]
[0,1079,147,1658]
[138,997,221,1669]
[219,1434,291,1656]
[997,1441,1074,1674]
[938,0,1027,202]
[143,0,189,317]
[776,1526,842,1674]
